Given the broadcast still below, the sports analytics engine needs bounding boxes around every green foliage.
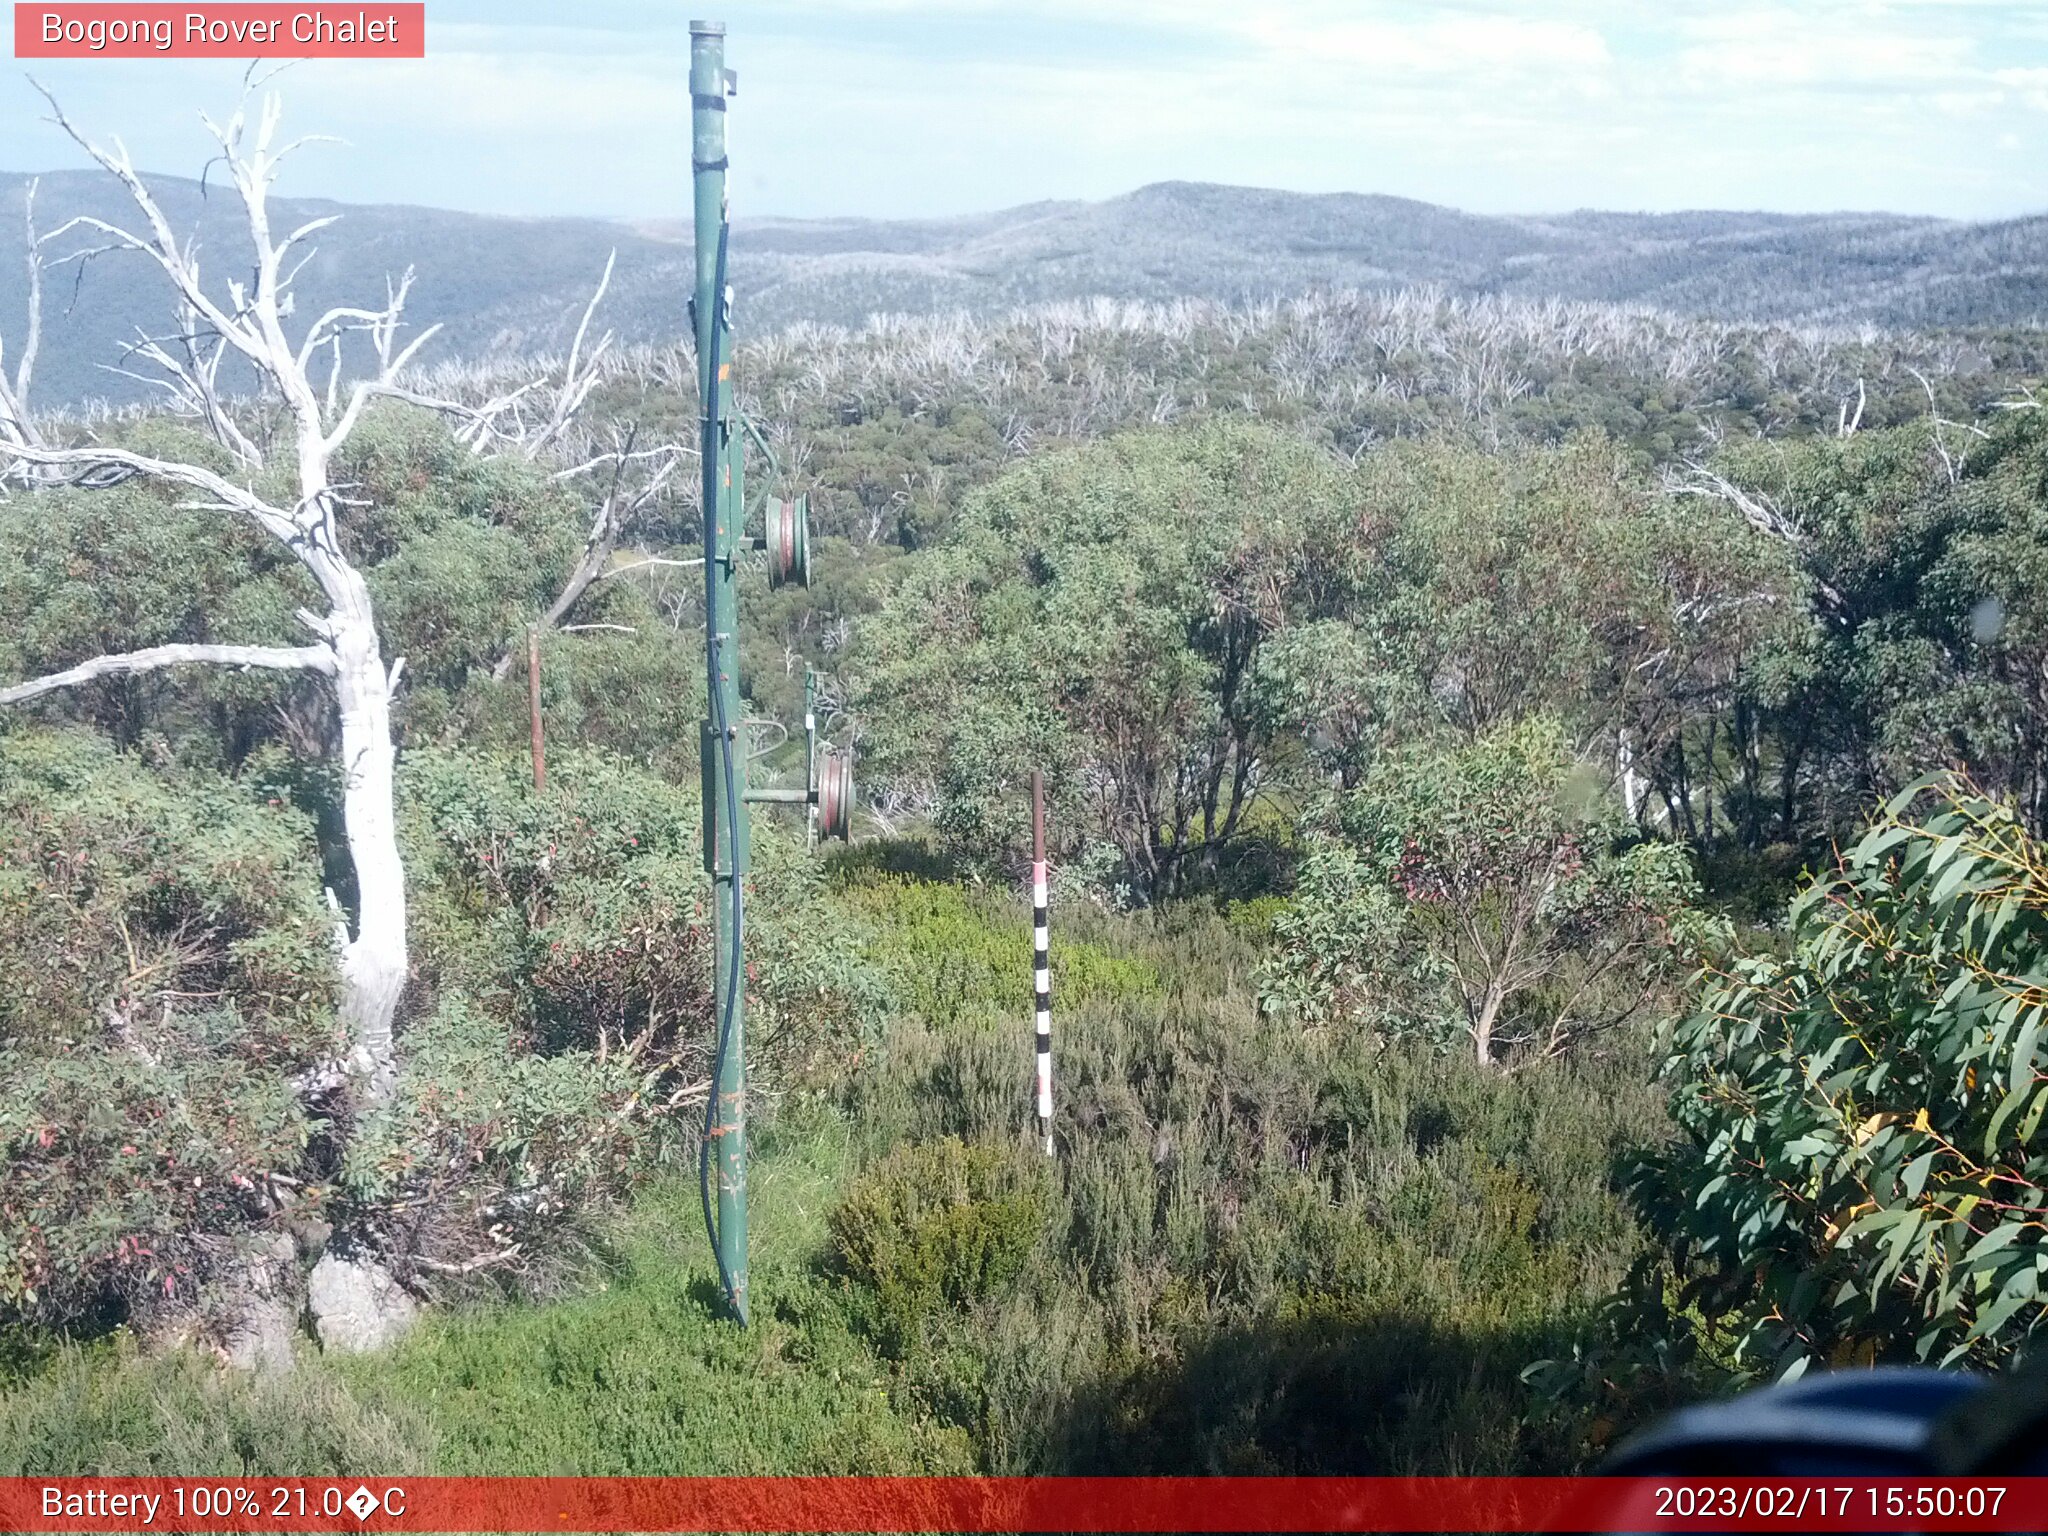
[835,874,1159,1026]
[0,866,1663,1478]
[387,746,716,1277]
[838,902,1666,1473]
[0,405,624,766]
[419,616,708,780]
[1636,776,2048,1379]
[0,1345,431,1476]
[388,744,884,1276]
[856,419,1353,896]
[0,1155,969,1476]
[401,744,713,1051]
[1339,436,1799,754]
[829,1138,1047,1354]
[0,467,316,757]
[1263,721,1706,1064]
[1702,405,2048,844]
[341,999,661,1290]
[855,425,1798,902]
[0,729,339,1326]
[1258,839,1409,1028]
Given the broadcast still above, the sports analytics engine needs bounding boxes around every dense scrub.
[0,729,339,1326]
[1,876,1666,1476]
[831,874,1669,1473]
[6,250,2048,1478]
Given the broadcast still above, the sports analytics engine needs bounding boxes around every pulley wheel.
[816,748,853,841]
[765,494,812,589]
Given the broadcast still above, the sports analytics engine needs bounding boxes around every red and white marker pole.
[1031,769,1053,1156]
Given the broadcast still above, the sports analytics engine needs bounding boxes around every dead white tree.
[0,88,498,1105]
[1837,377,1866,438]
[1667,458,1847,617]
[0,178,45,452]
[1906,364,1989,486]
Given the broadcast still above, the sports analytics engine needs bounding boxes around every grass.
[0,1116,970,1477]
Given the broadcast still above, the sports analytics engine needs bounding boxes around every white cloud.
[293,50,685,138]
[1674,7,1977,88]
[6,0,2043,221]
[1241,12,1612,75]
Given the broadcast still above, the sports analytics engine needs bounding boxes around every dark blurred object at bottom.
[1602,1354,2048,1475]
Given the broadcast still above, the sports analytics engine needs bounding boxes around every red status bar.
[3,1476,2047,1532]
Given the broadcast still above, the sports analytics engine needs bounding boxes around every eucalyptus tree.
[1638,778,2048,1375]
[1680,403,2048,842]
[856,419,1353,897]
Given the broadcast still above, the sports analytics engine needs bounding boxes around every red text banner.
[14,4,425,58]
[2,1477,2047,1532]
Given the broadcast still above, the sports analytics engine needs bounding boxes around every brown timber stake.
[528,626,546,794]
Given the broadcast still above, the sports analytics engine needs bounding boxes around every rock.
[289,1216,333,1261]
[307,1252,418,1354]
[219,1232,302,1373]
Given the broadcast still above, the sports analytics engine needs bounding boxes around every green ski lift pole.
[691,17,748,1325]
[690,19,844,1326]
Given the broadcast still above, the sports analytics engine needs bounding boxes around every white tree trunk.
[329,577,405,1106]
[1617,728,1647,823]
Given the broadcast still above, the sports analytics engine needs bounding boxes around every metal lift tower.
[690,19,851,1325]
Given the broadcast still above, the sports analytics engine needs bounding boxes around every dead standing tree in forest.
[0,87,611,1109]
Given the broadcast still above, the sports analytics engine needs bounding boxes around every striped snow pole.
[1031,769,1053,1156]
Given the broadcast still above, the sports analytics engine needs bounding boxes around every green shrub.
[0,1168,968,1477]
[341,999,660,1294]
[829,1138,1048,1352]
[1633,777,2048,1379]
[0,729,338,1327]
[855,420,1356,897]
[836,875,1159,1027]
[0,1345,432,1476]
[419,617,707,780]
[386,744,887,1281]
[1262,720,1706,1065]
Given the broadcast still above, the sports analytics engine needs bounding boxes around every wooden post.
[527,626,546,795]
[1031,769,1052,1155]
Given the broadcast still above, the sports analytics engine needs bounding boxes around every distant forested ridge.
[2,171,2045,406]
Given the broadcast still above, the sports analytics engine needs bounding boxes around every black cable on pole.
[699,215,744,1321]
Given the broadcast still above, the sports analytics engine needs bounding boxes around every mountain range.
[0,172,2041,406]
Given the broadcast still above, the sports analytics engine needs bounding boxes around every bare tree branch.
[600,555,704,578]
[531,249,616,456]
[1905,364,1989,487]
[0,440,300,541]
[15,178,41,411]
[0,642,335,705]
[488,427,687,680]
[111,308,265,465]
[1668,460,1847,616]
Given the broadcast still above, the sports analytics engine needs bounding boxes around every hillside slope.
[0,173,2040,406]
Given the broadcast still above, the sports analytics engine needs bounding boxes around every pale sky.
[4,0,2046,222]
